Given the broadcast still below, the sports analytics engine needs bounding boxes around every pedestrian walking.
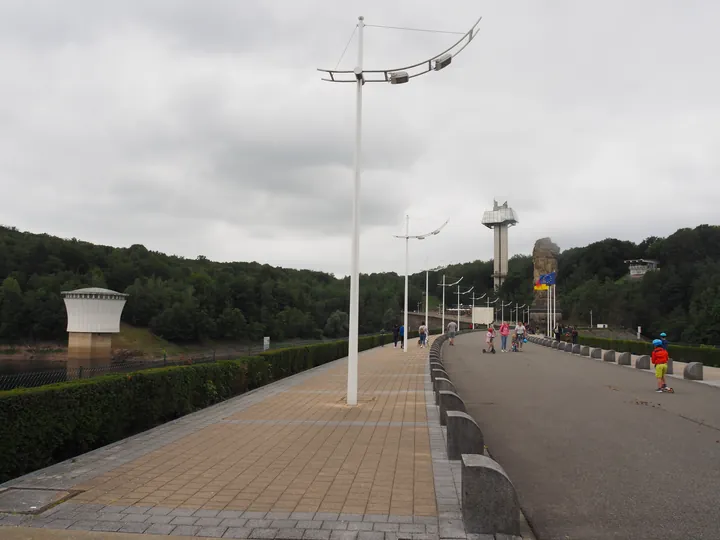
[418,323,428,348]
[516,321,526,350]
[446,320,458,346]
[399,324,405,348]
[392,324,400,348]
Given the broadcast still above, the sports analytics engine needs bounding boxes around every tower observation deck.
[482,200,519,290]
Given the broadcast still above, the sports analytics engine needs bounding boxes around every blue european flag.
[543,272,557,285]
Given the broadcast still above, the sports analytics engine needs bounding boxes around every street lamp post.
[394,217,448,353]
[456,286,474,330]
[318,16,481,404]
[501,300,512,323]
[426,264,446,329]
[470,292,486,327]
[440,276,463,332]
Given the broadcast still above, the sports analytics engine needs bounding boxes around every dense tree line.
[557,225,720,345]
[1,224,718,346]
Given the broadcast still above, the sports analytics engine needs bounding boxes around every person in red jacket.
[651,338,671,392]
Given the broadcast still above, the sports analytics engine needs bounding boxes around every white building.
[624,259,659,279]
[61,287,128,370]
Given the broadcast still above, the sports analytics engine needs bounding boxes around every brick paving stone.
[123,506,153,514]
[92,521,124,532]
[171,516,199,526]
[198,526,230,537]
[145,523,177,535]
[330,532,359,540]
[357,533,384,540]
[297,520,323,529]
[322,521,348,530]
[147,514,175,524]
[66,521,97,531]
[174,525,202,536]
[122,513,150,523]
[276,528,305,540]
[246,519,274,528]
[118,523,151,533]
[196,517,224,526]
[223,527,254,538]
[271,519,299,528]
[347,522,373,531]
[251,528,279,539]
[303,530,331,540]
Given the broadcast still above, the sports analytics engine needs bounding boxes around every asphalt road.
[443,333,720,540]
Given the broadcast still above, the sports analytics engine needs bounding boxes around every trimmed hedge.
[0,332,403,484]
[578,336,720,368]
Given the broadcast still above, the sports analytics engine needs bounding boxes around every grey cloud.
[1,0,719,275]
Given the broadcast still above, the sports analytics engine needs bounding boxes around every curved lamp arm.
[393,219,449,240]
[318,17,482,83]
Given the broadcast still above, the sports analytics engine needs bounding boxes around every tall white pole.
[501,301,504,322]
[346,15,364,407]
[472,295,475,327]
[456,285,461,330]
[441,275,446,332]
[403,215,409,353]
[425,269,429,329]
[552,285,556,333]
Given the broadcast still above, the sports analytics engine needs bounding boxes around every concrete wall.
[67,332,113,370]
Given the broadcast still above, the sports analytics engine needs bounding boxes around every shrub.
[0,333,400,484]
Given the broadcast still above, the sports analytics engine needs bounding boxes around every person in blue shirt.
[659,332,669,350]
[399,324,405,348]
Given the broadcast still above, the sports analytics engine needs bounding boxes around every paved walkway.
[0,339,477,540]
[444,333,720,540]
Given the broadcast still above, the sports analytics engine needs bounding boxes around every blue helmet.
[652,339,662,347]
[660,332,667,338]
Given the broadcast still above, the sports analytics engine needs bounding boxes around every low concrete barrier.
[580,346,590,357]
[434,377,457,404]
[590,348,602,359]
[439,390,466,426]
[446,411,484,460]
[566,344,575,353]
[617,351,631,365]
[684,362,704,380]
[667,358,674,375]
[636,355,651,369]
[603,350,616,362]
[430,366,447,381]
[558,342,565,351]
[461,454,520,536]
[552,341,559,349]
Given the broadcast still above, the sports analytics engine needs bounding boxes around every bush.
[577,336,720,367]
[0,333,396,484]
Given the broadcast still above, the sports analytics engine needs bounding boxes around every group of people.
[483,321,526,353]
[391,319,463,349]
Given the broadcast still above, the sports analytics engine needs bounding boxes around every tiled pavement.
[0,338,524,540]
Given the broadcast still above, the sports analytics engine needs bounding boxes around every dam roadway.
[443,332,720,540]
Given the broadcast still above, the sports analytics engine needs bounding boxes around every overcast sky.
[1,0,718,277]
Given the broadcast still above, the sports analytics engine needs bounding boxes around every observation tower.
[61,287,128,370]
[481,200,518,290]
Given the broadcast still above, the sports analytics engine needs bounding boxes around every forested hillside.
[1,224,718,346]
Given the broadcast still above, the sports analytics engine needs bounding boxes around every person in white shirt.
[418,324,428,347]
[515,321,526,350]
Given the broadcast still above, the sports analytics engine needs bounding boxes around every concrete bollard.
[461,454,520,536]
[572,344,581,354]
[434,378,457,404]
[590,348,602,359]
[446,411,484,460]
[603,350,616,362]
[439,390,467,426]
[636,355,651,369]
[552,341,559,349]
[617,351,631,365]
[430,365,446,381]
[667,357,674,375]
[580,346,590,357]
[683,362,704,380]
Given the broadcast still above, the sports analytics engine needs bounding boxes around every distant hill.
[1,224,718,346]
